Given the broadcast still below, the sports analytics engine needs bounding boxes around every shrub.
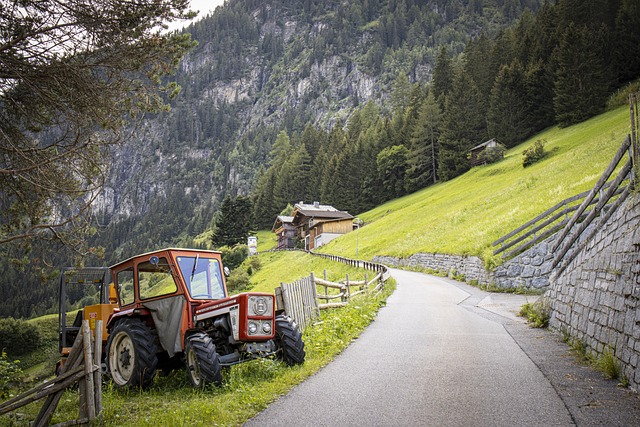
[522,139,546,167]
[0,317,42,356]
[226,269,251,294]
[220,244,248,270]
[519,297,550,328]
[0,351,22,398]
[246,256,262,274]
[480,143,507,164]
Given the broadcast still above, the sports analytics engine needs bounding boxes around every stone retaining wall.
[372,253,491,284]
[547,194,640,391]
[373,240,555,290]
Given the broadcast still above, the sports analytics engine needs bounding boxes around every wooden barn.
[469,138,502,167]
[272,215,296,250]
[289,202,354,251]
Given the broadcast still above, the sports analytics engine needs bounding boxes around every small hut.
[469,138,503,167]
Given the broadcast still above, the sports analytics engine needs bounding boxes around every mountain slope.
[96,0,541,259]
[318,106,631,264]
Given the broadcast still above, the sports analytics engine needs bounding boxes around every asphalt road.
[245,269,575,426]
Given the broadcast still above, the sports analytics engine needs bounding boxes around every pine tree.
[553,23,611,127]
[438,69,486,181]
[487,60,532,147]
[377,145,409,201]
[432,46,454,108]
[406,90,441,191]
[614,0,640,85]
[212,195,254,248]
[252,168,278,229]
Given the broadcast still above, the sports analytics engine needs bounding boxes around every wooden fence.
[492,136,633,262]
[551,135,634,274]
[0,320,103,426]
[275,254,389,331]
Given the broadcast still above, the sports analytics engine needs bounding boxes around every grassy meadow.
[321,106,632,266]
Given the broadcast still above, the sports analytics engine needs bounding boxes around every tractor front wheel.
[274,315,305,365]
[185,332,222,388]
[106,318,158,389]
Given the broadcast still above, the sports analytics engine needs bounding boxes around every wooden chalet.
[469,138,502,167]
[272,215,296,250]
[289,202,354,251]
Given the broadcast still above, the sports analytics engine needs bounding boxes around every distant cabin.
[272,215,296,250]
[469,138,502,167]
[275,202,354,251]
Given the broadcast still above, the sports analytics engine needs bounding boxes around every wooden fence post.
[94,320,103,417]
[323,269,328,304]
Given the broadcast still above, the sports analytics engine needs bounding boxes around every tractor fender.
[106,307,152,331]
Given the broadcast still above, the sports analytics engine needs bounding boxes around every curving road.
[245,269,574,426]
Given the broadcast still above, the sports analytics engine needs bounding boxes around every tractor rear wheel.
[274,315,305,365]
[185,332,222,388]
[106,318,158,389]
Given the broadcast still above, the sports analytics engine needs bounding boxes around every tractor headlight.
[248,321,258,335]
[262,321,272,334]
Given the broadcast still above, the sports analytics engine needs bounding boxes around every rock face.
[97,4,409,250]
[94,1,534,254]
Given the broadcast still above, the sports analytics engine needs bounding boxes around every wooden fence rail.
[0,320,102,426]
[492,136,633,261]
[275,253,389,331]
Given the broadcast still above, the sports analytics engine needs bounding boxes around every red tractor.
[58,248,305,388]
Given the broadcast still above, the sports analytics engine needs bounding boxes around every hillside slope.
[320,106,631,264]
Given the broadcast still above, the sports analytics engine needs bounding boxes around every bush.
[220,244,248,270]
[246,256,262,275]
[480,143,506,164]
[519,297,550,328]
[0,317,42,356]
[226,269,251,294]
[522,139,546,167]
[0,351,22,398]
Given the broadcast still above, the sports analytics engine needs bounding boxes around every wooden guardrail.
[551,136,634,273]
[492,136,633,262]
[0,320,103,426]
[275,253,389,331]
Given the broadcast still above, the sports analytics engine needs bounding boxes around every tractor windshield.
[176,256,226,300]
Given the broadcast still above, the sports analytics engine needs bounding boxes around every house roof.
[293,202,353,220]
[470,138,499,152]
[271,215,295,232]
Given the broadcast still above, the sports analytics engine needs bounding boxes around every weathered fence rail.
[492,136,633,262]
[275,252,389,331]
[0,320,103,426]
[551,136,634,274]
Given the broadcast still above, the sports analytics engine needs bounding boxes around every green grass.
[247,251,376,293]
[320,106,631,265]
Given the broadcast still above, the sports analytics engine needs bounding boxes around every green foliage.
[0,317,42,356]
[226,269,252,294]
[438,69,486,181]
[522,139,547,167]
[212,196,254,248]
[0,351,22,398]
[479,143,506,164]
[220,245,249,271]
[597,347,620,380]
[518,297,550,328]
[377,145,409,200]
